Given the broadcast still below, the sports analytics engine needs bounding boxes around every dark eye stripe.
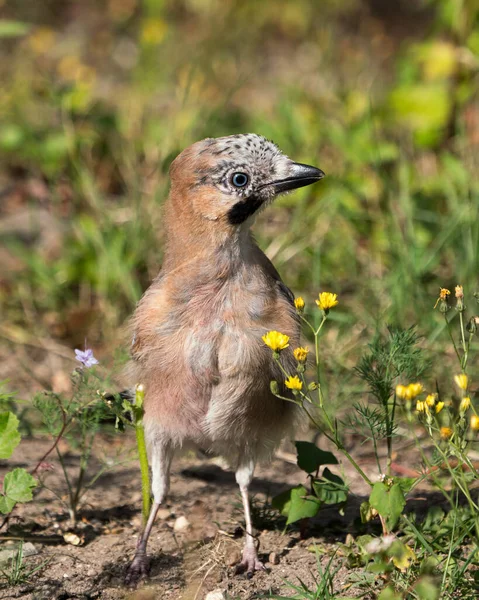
[227,195,263,225]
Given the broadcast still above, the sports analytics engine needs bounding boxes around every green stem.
[459,310,468,370]
[136,424,150,525]
[132,385,150,526]
[301,403,373,486]
[444,313,462,364]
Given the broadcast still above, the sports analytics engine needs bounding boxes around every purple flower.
[74,348,99,368]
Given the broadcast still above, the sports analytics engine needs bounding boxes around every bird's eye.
[231,172,249,188]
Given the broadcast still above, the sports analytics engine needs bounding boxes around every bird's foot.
[124,552,149,586]
[235,546,266,578]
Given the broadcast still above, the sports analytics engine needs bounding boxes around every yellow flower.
[460,396,471,412]
[439,288,451,299]
[285,375,303,391]
[316,292,339,312]
[434,287,451,309]
[293,347,309,362]
[262,331,290,352]
[470,415,479,430]
[141,18,168,45]
[455,285,464,299]
[407,383,424,399]
[440,426,453,439]
[294,297,305,312]
[435,401,445,414]
[416,400,426,413]
[425,394,437,407]
[57,56,96,85]
[454,374,468,391]
[395,384,409,399]
[28,27,56,54]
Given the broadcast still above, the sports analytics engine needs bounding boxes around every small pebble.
[269,551,280,565]
[157,508,172,520]
[205,590,225,600]
[173,516,190,532]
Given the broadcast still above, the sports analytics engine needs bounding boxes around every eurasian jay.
[125,133,324,583]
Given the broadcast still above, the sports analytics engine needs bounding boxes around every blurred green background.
[1,0,479,397]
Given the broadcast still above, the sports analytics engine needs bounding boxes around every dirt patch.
[0,435,429,600]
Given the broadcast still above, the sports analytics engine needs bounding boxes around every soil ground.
[0,434,432,600]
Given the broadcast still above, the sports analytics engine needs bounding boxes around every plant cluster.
[262,286,479,599]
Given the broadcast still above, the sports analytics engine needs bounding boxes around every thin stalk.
[459,310,468,369]
[386,395,397,477]
[55,445,75,522]
[136,423,150,525]
[444,314,462,364]
[300,404,372,486]
[441,492,458,593]
[132,385,150,526]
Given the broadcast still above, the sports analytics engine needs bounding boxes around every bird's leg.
[125,440,173,585]
[234,459,266,577]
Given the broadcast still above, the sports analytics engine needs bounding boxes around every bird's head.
[168,133,324,227]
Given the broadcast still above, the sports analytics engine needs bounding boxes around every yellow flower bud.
[396,384,408,399]
[416,400,426,413]
[407,383,424,399]
[470,415,479,431]
[425,394,437,407]
[440,426,453,439]
[294,297,305,312]
[460,396,471,412]
[293,347,309,362]
[435,401,445,414]
[454,373,468,391]
[434,287,451,309]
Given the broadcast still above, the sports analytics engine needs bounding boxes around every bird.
[124,133,324,583]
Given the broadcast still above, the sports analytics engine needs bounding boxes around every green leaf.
[0,20,30,38]
[272,485,320,525]
[0,468,37,513]
[0,495,15,514]
[360,500,374,523]
[413,577,439,600]
[272,486,295,516]
[378,586,402,600]
[369,482,405,530]
[388,83,451,147]
[0,411,21,459]
[295,441,338,474]
[286,487,320,525]
[312,468,348,504]
[397,477,415,495]
[390,540,416,571]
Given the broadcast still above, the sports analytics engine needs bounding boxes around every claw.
[234,546,266,578]
[124,552,149,586]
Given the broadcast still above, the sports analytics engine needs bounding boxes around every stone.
[157,508,172,520]
[269,551,280,565]
[0,542,38,565]
[173,516,190,532]
[205,590,225,600]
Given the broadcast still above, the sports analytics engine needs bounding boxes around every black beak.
[265,162,325,194]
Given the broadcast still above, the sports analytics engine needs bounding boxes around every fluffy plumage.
[125,133,324,583]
